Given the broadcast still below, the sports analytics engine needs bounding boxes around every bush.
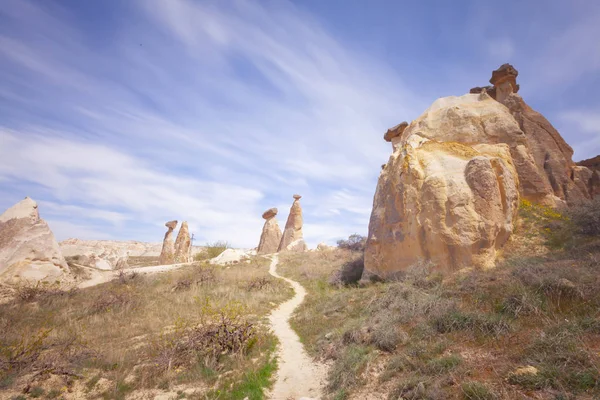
[460,381,497,400]
[326,345,369,393]
[194,241,230,261]
[566,198,600,237]
[431,310,510,337]
[329,256,364,286]
[152,314,255,372]
[336,234,366,252]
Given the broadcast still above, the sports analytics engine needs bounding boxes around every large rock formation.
[257,208,282,254]
[278,195,308,252]
[365,133,520,277]
[364,63,597,279]
[0,197,70,282]
[468,64,593,205]
[173,221,192,263]
[159,220,178,264]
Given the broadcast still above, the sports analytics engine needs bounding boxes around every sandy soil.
[267,254,326,400]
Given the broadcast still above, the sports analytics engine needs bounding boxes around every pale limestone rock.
[316,242,332,251]
[512,366,538,376]
[278,195,307,252]
[173,221,191,263]
[60,239,164,257]
[285,238,308,252]
[257,208,282,255]
[364,137,519,278]
[159,220,178,265]
[0,197,69,283]
[396,92,566,206]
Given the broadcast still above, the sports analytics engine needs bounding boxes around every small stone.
[512,366,538,376]
[383,121,408,142]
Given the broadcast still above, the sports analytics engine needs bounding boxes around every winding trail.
[77,262,194,288]
[267,255,326,400]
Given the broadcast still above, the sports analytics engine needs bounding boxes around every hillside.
[276,200,600,399]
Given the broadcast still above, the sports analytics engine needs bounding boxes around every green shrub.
[326,345,370,393]
[194,241,230,261]
[431,310,510,337]
[460,381,497,400]
[336,234,366,252]
[566,198,600,236]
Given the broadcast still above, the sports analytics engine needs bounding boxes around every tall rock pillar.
[278,195,308,252]
[257,208,282,254]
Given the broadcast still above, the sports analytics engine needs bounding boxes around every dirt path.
[77,262,194,289]
[267,254,326,400]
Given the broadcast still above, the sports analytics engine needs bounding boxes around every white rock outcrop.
[0,197,70,282]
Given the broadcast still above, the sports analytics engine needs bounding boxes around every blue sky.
[1,0,599,248]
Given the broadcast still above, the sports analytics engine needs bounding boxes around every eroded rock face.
[364,138,519,278]
[500,93,589,204]
[0,197,69,283]
[278,195,307,252]
[174,221,191,263]
[397,90,585,206]
[577,156,600,198]
[470,64,591,204]
[159,220,178,265]
[257,208,282,254]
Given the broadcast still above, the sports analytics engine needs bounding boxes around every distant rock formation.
[577,156,600,198]
[257,208,282,254]
[159,220,178,265]
[174,221,192,263]
[278,195,307,252]
[0,197,69,283]
[60,239,164,257]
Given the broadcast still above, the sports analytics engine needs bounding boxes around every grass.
[276,199,600,399]
[0,256,292,399]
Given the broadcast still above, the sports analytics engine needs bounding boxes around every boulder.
[278,195,307,252]
[384,121,408,142]
[174,221,191,263]
[0,197,70,283]
[364,134,519,278]
[257,208,282,254]
[159,220,178,264]
[316,242,332,251]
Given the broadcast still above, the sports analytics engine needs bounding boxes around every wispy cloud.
[0,0,598,248]
[0,0,421,247]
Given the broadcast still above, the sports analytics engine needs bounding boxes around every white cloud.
[560,110,600,160]
[0,0,422,248]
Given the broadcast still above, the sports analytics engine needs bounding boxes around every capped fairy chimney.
[489,63,519,102]
[257,207,282,254]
